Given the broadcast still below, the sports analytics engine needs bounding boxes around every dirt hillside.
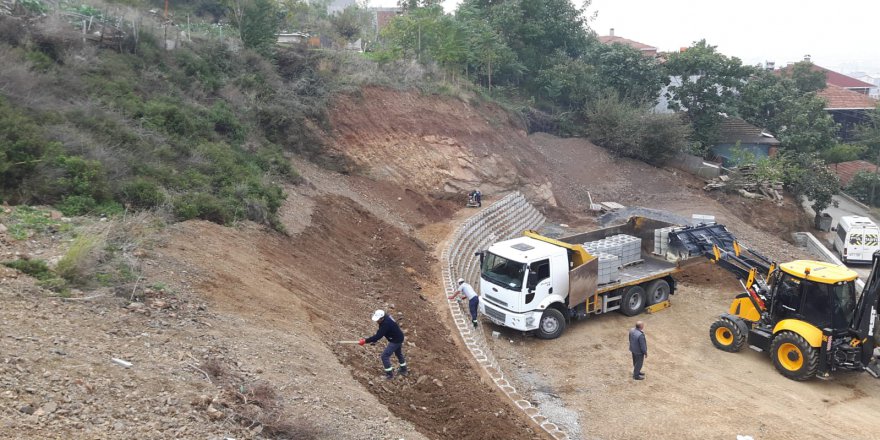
[329,87,556,205]
[2,85,875,440]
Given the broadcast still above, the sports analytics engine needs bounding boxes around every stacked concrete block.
[584,234,642,267]
[608,234,642,266]
[595,252,621,285]
[653,226,680,257]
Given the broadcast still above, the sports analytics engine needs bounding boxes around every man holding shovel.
[358,310,407,380]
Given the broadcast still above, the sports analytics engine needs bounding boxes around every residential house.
[710,116,781,167]
[597,28,658,57]
[276,32,309,46]
[778,58,879,141]
[370,7,402,36]
[850,72,880,99]
[829,160,878,187]
[816,83,878,140]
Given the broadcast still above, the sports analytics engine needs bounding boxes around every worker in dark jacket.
[629,321,647,380]
[359,310,407,379]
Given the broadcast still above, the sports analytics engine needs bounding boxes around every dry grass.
[193,356,321,438]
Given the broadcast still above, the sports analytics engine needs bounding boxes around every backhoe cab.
[710,260,871,380]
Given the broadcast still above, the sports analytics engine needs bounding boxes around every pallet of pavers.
[653,226,681,257]
[584,234,643,267]
[593,252,621,285]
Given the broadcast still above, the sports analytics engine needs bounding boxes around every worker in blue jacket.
[359,310,407,380]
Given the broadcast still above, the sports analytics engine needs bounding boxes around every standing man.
[359,310,407,380]
[629,321,647,380]
[474,189,482,207]
[450,278,479,328]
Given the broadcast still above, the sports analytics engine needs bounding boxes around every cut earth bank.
[2,86,878,440]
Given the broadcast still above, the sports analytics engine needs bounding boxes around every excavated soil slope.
[329,87,555,203]
[158,194,538,440]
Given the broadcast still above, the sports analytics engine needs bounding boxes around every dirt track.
[479,134,880,439]
[487,263,880,439]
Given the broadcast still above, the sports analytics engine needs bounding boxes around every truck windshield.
[481,252,525,290]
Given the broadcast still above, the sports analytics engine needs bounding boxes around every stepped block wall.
[441,192,569,439]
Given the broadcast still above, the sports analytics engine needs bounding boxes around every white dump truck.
[477,217,698,339]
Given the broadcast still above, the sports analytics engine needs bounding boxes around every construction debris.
[703,166,784,206]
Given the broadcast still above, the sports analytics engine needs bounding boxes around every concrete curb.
[441,192,569,439]
[839,191,872,212]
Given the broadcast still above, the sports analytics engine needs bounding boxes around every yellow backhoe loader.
[669,224,879,381]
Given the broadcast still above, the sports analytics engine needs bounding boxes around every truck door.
[526,259,551,307]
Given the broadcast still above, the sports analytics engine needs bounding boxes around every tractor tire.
[620,286,646,316]
[709,318,746,352]
[646,279,670,305]
[770,331,819,381]
[535,308,566,340]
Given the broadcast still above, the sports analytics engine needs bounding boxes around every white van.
[833,215,880,264]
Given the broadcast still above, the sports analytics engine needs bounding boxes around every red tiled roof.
[817,84,878,110]
[778,64,875,89]
[598,35,657,52]
[830,160,879,186]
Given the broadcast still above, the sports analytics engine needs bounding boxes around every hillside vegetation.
[0,4,332,229]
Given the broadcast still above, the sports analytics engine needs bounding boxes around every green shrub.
[120,179,166,209]
[638,113,692,165]
[56,195,97,216]
[209,102,245,142]
[56,233,104,283]
[3,258,53,280]
[585,96,691,166]
[821,144,867,164]
[54,155,110,200]
[141,97,210,138]
[846,170,880,206]
[173,192,231,223]
[0,98,63,199]
[56,195,123,217]
[584,95,642,157]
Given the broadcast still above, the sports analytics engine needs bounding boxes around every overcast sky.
[367,0,880,76]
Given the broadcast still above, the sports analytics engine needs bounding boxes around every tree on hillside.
[664,40,754,149]
[329,4,373,41]
[458,0,593,88]
[739,70,838,153]
[226,0,279,54]
[855,104,880,161]
[535,54,599,110]
[590,42,667,105]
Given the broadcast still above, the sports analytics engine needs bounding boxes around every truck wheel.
[646,279,670,305]
[620,286,646,316]
[709,318,745,352]
[770,331,818,381]
[535,308,566,339]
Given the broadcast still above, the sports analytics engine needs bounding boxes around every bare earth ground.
[2,86,879,440]
[482,134,880,440]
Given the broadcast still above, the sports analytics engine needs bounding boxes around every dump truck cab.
[479,236,571,333]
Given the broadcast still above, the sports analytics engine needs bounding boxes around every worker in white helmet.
[359,309,407,380]
[450,278,480,328]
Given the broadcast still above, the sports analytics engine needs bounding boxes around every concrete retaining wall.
[441,192,570,439]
